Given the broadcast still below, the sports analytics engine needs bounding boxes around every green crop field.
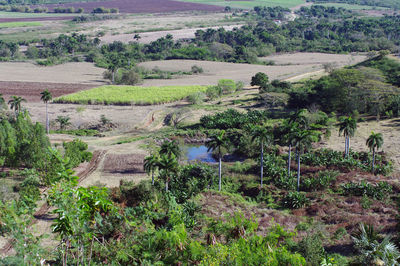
[317,3,389,10]
[54,85,209,105]
[177,0,304,9]
[0,21,42,28]
[0,11,75,18]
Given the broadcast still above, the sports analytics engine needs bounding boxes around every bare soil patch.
[0,81,96,103]
[103,154,145,174]
[0,62,105,84]
[40,0,223,14]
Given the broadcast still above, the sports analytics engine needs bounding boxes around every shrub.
[191,65,203,74]
[297,234,326,266]
[282,191,309,209]
[187,92,205,104]
[63,139,92,168]
[341,181,392,200]
[119,69,142,85]
[301,170,338,191]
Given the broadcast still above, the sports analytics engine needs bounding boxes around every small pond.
[183,145,217,163]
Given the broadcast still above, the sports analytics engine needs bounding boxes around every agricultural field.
[0,21,42,28]
[54,85,209,105]
[177,0,305,9]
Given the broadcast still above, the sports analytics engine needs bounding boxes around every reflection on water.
[184,145,216,163]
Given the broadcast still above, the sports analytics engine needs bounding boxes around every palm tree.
[250,125,273,187]
[144,154,159,185]
[289,109,309,130]
[55,116,71,130]
[160,139,181,159]
[8,96,26,116]
[157,154,179,192]
[281,119,299,176]
[338,116,357,157]
[40,89,52,134]
[0,93,5,109]
[292,130,318,191]
[366,131,383,173]
[206,130,228,191]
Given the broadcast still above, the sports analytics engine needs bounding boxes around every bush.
[341,181,392,200]
[187,92,205,104]
[282,191,309,209]
[301,170,338,191]
[297,234,326,266]
[119,69,142,85]
[191,65,203,74]
[63,139,92,168]
[217,79,236,94]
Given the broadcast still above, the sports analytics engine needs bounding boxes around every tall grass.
[54,85,209,105]
[0,21,42,28]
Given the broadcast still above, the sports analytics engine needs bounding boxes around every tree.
[157,154,179,192]
[0,93,5,109]
[160,139,181,159]
[338,116,357,157]
[55,116,71,130]
[8,96,26,116]
[366,131,383,173]
[144,154,159,185]
[40,89,52,134]
[250,72,269,90]
[206,130,228,191]
[104,52,126,84]
[281,119,299,176]
[250,125,273,187]
[133,34,141,42]
[292,130,318,191]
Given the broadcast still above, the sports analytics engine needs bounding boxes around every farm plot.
[177,0,304,9]
[40,0,223,14]
[0,62,105,84]
[54,85,208,105]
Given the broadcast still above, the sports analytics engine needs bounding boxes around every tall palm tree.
[281,120,299,176]
[8,96,26,116]
[366,131,383,173]
[160,139,181,159]
[144,154,159,185]
[250,125,273,187]
[292,130,318,191]
[157,154,179,192]
[338,116,357,157]
[206,130,228,191]
[40,89,52,134]
[289,109,309,130]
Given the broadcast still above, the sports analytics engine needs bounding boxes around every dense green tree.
[160,139,181,159]
[40,89,52,134]
[250,72,269,90]
[206,130,228,191]
[366,131,383,173]
[157,153,179,192]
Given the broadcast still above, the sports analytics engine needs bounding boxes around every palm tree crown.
[40,89,52,103]
[8,96,26,114]
[160,139,181,159]
[144,154,159,185]
[366,131,383,152]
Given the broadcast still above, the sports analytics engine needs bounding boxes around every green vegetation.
[0,21,41,28]
[55,85,208,105]
[309,0,400,9]
[177,0,305,9]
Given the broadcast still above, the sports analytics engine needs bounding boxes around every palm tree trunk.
[152,172,154,185]
[112,70,115,84]
[165,179,169,192]
[288,144,291,176]
[218,155,222,192]
[297,149,301,191]
[260,141,264,187]
[46,102,49,134]
[372,148,375,173]
[344,136,347,156]
[347,137,350,156]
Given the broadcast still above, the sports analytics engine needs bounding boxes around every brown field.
[0,81,96,102]
[138,53,366,86]
[40,0,223,14]
[101,25,242,44]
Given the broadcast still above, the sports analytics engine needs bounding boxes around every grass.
[0,21,42,28]
[176,0,304,8]
[54,85,209,105]
[316,3,389,10]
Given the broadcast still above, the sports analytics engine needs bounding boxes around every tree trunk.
[165,179,169,192]
[288,144,291,176]
[347,137,350,156]
[372,148,375,174]
[260,141,264,187]
[46,102,49,134]
[297,149,301,191]
[112,70,115,84]
[152,172,154,185]
[219,154,222,192]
